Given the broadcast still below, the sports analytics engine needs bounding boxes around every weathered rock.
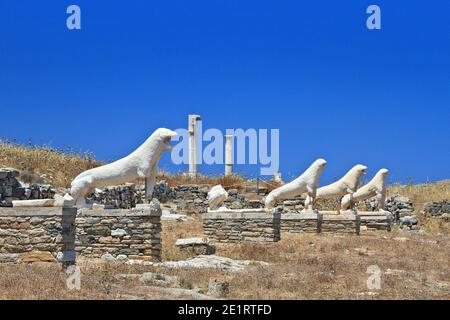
[19,251,55,263]
[111,228,127,237]
[12,199,55,207]
[86,226,110,236]
[159,255,269,272]
[175,238,216,255]
[208,278,230,298]
[139,272,180,287]
[101,253,116,261]
[399,216,418,228]
[0,253,19,263]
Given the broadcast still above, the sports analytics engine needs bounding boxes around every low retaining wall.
[321,214,360,235]
[359,211,393,231]
[423,201,450,220]
[204,210,391,241]
[203,210,281,243]
[0,206,162,263]
[280,213,361,235]
[0,207,76,264]
[76,208,162,261]
[280,213,319,233]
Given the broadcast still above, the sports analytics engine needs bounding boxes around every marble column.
[225,134,234,176]
[188,115,201,177]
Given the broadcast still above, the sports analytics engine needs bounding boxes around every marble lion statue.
[341,168,389,210]
[305,164,367,212]
[66,128,177,207]
[265,159,327,209]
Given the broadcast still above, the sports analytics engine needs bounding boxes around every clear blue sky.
[0,1,449,184]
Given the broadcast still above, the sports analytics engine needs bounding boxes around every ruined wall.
[203,210,281,243]
[172,185,209,214]
[0,206,161,263]
[0,168,55,207]
[423,201,450,220]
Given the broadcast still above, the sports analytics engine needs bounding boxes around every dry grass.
[157,172,250,190]
[0,141,102,188]
[158,216,449,300]
[0,216,448,300]
[387,181,450,235]
[388,180,450,209]
[0,142,269,192]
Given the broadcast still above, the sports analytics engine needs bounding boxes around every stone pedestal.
[321,213,360,235]
[280,211,361,235]
[0,205,162,264]
[0,207,77,264]
[281,212,320,234]
[358,210,393,231]
[203,209,281,243]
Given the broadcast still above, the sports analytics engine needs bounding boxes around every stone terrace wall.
[203,210,281,243]
[0,206,162,263]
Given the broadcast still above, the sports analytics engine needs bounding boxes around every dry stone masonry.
[385,194,417,229]
[321,214,361,234]
[0,204,162,263]
[76,207,162,261]
[175,238,216,256]
[423,200,450,221]
[359,211,393,231]
[0,168,55,207]
[89,184,145,209]
[173,185,209,214]
[0,207,76,264]
[280,213,319,233]
[280,213,363,234]
[203,210,281,243]
[172,185,253,214]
